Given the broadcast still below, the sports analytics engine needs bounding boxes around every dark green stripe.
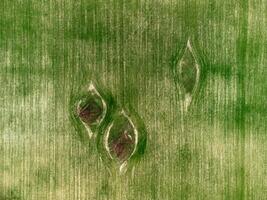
[236,0,249,199]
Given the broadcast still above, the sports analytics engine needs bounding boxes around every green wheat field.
[0,0,267,199]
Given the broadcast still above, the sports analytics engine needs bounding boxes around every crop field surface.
[0,0,267,200]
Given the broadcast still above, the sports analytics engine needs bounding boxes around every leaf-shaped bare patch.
[178,40,200,111]
[76,83,107,138]
[104,110,138,172]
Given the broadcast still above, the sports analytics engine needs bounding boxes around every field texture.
[0,0,267,199]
